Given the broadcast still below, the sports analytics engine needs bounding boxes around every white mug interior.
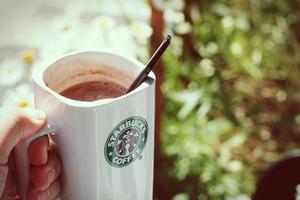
[32,50,154,107]
[43,52,135,94]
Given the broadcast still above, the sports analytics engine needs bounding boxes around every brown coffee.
[60,81,127,101]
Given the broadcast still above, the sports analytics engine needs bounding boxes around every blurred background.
[0,0,300,199]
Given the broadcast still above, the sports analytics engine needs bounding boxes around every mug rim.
[32,49,156,108]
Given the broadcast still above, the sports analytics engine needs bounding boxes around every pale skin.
[0,107,61,200]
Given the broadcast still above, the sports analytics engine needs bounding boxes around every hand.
[0,107,61,200]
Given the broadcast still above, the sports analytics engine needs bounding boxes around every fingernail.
[48,169,56,183]
[37,190,48,200]
[28,109,46,122]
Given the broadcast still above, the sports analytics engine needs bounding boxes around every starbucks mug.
[14,50,156,200]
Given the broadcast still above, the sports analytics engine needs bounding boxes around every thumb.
[0,107,46,165]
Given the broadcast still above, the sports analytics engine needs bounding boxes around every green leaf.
[168,90,202,119]
[223,132,248,149]
[173,193,189,200]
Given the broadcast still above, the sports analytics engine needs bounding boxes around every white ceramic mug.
[14,50,156,200]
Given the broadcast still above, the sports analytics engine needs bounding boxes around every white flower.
[153,0,184,11]
[0,60,25,86]
[251,50,262,65]
[46,16,83,53]
[226,160,242,172]
[169,35,183,56]
[221,16,234,29]
[83,26,107,48]
[130,22,153,40]
[20,50,37,65]
[174,22,192,35]
[230,41,243,56]
[40,40,70,60]
[276,90,287,102]
[198,42,219,57]
[115,0,151,21]
[86,16,117,48]
[206,42,218,55]
[295,114,300,125]
[235,17,250,31]
[233,194,250,200]
[107,26,137,58]
[91,16,116,31]
[135,46,150,62]
[199,58,215,77]
[64,2,86,18]
[164,9,185,24]
[2,83,34,109]
[51,16,80,35]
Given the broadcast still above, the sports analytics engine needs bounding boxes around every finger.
[28,136,49,166]
[0,107,46,164]
[30,152,61,190]
[8,153,16,172]
[39,180,61,200]
[0,164,8,197]
[27,180,60,200]
[0,154,15,198]
[0,168,18,200]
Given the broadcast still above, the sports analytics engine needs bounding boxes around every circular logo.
[104,116,148,167]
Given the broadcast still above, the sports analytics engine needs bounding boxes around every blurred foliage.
[159,0,300,199]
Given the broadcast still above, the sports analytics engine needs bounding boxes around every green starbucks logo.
[104,116,148,167]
